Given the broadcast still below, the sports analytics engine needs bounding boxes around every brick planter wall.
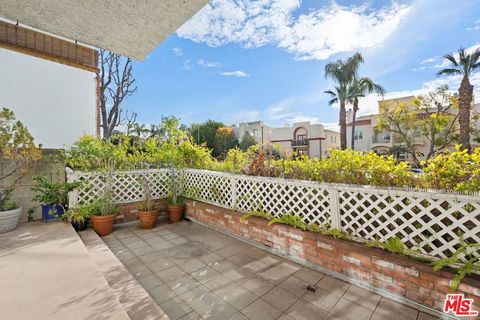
[115,199,167,224]
[185,200,480,315]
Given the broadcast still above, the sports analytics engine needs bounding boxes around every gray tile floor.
[103,221,439,320]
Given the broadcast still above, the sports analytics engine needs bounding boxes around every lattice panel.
[234,176,331,226]
[68,168,480,262]
[338,188,480,260]
[182,170,233,208]
[71,169,171,204]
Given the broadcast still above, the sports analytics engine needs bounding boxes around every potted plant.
[31,175,81,221]
[62,204,91,232]
[160,117,186,223]
[166,194,185,223]
[137,176,158,229]
[90,192,117,236]
[0,108,42,233]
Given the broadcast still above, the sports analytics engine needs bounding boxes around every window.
[354,130,363,140]
[252,129,259,137]
[330,135,336,143]
[296,134,307,141]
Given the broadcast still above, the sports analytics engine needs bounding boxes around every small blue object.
[41,204,64,221]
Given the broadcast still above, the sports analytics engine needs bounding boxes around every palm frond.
[436,68,462,77]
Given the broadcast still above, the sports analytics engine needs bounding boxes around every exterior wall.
[346,120,374,152]
[185,200,480,316]
[349,97,480,160]
[232,121,272,144]
[1,150,65,221]
[0,48,97,148]
[270,122,326,158]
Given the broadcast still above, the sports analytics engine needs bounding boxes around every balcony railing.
[292,139,309,146]
[372,135,391,144]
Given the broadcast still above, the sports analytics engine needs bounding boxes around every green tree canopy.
[239,132,257,151]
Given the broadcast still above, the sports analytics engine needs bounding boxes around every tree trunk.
[351,98,359,150]
[458,75,473,151]
[339,99,347,149]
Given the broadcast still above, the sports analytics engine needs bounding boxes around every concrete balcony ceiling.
[0,0,209,60]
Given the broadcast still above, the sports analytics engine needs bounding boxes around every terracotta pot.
[167,204,185,223]
[91,214,116,236]
[138,209,159,229]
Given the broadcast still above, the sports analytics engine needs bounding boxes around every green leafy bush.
[0,108,42,211]
[31,176,81,206]
[432,239,480,292]
[421,147,480,192]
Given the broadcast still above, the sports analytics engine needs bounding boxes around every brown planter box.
[185,199,480,314]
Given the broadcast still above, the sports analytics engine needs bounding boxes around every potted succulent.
[137,176,158,229]
[90,192,117,236]
[31,175,81,221]
[0,108,42,233]
[62,204,91,232]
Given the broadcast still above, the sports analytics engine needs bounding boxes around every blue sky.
[127,0,480,130]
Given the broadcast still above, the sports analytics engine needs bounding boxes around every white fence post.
[66,167,79,209]
[329,187,342,230]
[231,176,237,209]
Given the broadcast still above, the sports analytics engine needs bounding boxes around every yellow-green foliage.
[65,135,215,171]
[277,149,413,187]
[422,147,480,192]
[65,135,480,192]
[212,147,248,173]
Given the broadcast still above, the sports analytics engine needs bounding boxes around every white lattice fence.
[337,187,480,259]
[68,168,480,261]
[67,168,171,206]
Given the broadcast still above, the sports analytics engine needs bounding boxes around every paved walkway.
[104,221,440,320]
[0,222,130,320]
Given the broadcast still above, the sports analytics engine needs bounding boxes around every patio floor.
[103,220,440,320]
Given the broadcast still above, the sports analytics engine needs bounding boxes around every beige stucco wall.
[1,150,65,221]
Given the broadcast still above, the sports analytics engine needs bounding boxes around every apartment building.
[232,121,340,158]
[346,96,480,161]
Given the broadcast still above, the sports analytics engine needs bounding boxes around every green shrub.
[421,146,480,192]
[432,238,480,292]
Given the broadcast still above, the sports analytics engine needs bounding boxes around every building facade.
[0,19,99,149]
[346,96,480,162]
[233,121,340,158]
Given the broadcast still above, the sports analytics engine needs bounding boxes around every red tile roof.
[347,119,371,126]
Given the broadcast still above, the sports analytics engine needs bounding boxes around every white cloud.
[467,20,480,31]
[197,59,220,68]
[218,70,250,77]
[433,42,480,68]
[177,1,411,61]
[172,47,184,56]
[182,59,193,70]
[420,57,436,64]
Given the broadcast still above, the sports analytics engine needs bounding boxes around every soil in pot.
[91,214,116,236]
[167,204,185,223]
[138,209,159,229]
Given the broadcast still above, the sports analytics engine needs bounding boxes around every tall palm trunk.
[458,75,473,151]
[339,99,347,149]
[351,97,359,149]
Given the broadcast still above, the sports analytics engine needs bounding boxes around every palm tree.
[437,48,480,151]
[325,53,364,149]
[325,86,350,143]
[347,77,385,149]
